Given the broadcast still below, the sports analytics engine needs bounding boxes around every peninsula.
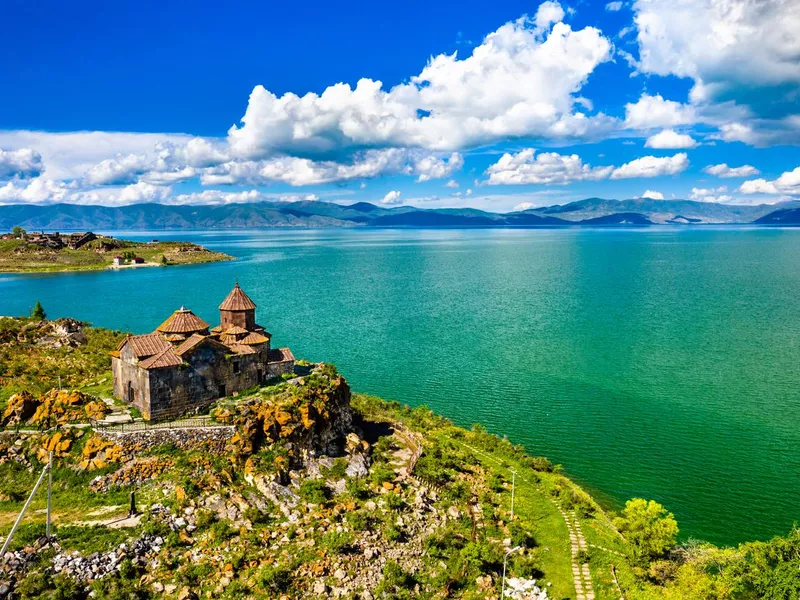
[0,229,232,273]
[0,309,797,599]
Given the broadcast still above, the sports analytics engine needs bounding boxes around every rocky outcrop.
[9,318,88,348]
[1,389,110,428]
[217,363,354,462]
[0,391,37,426]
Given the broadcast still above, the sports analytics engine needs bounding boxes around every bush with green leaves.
[298,479,329,504]
[375,560,416,598]
[614,498,679,564]
[345,477,370,500]
[346,510,373,532]
[258,563,293,594]
[509,521,537,549]
[319,530,355,555]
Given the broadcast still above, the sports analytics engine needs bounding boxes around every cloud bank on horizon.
[0,0,798,211]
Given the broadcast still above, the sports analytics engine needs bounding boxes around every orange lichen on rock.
[1,390,39,426]
[29,389,105,426]
[79,434,125,471]
[35,431,73,462]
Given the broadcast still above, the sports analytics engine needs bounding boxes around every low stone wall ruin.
[96,426,235,454]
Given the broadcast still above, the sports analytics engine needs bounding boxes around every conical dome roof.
[157,307,210,334]
[219,283,257,311]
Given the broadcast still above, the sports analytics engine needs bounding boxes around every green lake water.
[2,227,799,546]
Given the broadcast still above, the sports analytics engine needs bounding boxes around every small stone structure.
[111,284,295,421]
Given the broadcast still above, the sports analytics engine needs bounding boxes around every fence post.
[46,451,53,538]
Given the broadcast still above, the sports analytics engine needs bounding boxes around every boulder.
[1,391,39,426]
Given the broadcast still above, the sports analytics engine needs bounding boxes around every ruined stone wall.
[96,426,234,454]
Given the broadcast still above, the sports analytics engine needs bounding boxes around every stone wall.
[97,426,234,454]
[112,348,151,418]
[146,346,269,421]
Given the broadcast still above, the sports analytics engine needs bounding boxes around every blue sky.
[0,0,798,211]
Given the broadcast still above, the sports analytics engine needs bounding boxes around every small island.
[0,228,233,273]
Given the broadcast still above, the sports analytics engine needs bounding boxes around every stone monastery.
[111,283,294,420]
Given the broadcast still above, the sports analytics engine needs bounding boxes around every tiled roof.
[163,333,186,342]
[125,333,172,358]
[175,333,207,356]
[268,347,295,363]
[139,346,184,369]
[240,331,270,345]
[228,344,257,355]
[223,325,249,335]
[157,307,209,334]
[219,283,257,311]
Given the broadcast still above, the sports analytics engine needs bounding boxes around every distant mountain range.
[1,198,798,231]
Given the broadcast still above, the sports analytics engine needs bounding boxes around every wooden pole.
[46,451,53,538]
[1,461,49,557]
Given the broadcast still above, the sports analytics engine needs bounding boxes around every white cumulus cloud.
[610,153,689,179]
[641,189,664,199]
[624,94,696,130]
[83,153,150,185]
[485,149,613,185]
[739,167,800,195]
[644,129,697,149]
[228,3,614,158]
[381,190,402,205]
[704,163,760,178]
[0,130,192,181]
[690,186,732,203]
[414,153,464,182]
[0,148,43,179]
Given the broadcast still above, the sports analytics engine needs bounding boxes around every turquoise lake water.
[2,227,799,546]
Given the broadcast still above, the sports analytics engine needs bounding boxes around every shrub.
[385,491,405,511]
[347,511,372,532]
[442,480,471,503]
[319,530,355,555]
[509,522,537,549]
[258,563,293,593]
[323,458,348,480]
[298,479,329,504]
[375,560,415,597]
[209,519,236,542]
[369,463,396,485]
[614,498,679,564]
[384,525,404,543]
[194,509,217,530]
[31,302,46,321]
[345,477,370,500]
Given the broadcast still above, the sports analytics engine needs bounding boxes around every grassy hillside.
[0,318,797,599]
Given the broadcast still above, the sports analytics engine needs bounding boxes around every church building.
[111,283,295,420]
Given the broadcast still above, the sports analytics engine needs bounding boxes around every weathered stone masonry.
[111,284,295,421]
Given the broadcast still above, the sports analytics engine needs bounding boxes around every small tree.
[614,498,679,563]
[12,226,25,238]
[31,301,47,321]
[161,255,168,265]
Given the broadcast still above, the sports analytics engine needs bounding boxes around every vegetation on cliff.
[0,317,797,599]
